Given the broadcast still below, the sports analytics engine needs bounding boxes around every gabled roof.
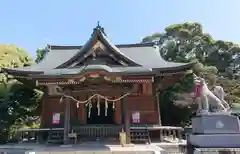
[1,24,195,77]
[56,25,140,68]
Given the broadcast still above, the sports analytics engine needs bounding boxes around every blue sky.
[0,0,239,58]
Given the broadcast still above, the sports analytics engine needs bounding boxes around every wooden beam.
[72,86,130,92]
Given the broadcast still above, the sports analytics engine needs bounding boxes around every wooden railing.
[142,126,184,142]
[15,125,184,143]
[73,124,122,141]
[17,128,64,143]
[158,126,184,142]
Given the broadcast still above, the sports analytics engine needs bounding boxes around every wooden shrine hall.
[2,24,195,144]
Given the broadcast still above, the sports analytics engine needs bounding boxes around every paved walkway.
[0,143,169,154]
[0,139,187,154]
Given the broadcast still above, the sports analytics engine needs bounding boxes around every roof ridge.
[47,43,155,50]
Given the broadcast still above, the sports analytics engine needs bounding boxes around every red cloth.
[53,120,60,124]
[195,84,201,98]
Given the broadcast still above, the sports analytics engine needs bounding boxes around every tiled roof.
[2,25,194,77]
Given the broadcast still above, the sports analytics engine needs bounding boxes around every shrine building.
[2,24,195,144]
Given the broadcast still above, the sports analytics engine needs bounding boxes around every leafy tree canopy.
[0,44,33,68]
[35,48,47,63]
[0,45,34,88]
[142,22,240,73]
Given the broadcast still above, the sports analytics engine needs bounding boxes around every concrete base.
[188,133,240,148]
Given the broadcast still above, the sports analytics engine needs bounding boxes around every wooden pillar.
[40,86,48,128]
[155,92,161,125]
[115,99,121,124]
[122,95,131,144]
[78,94,86,124]
[63,89,71,144]
[153,81,161,125]
[39,86,48,143]
[78,103,85,121]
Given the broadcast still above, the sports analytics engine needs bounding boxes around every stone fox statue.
[194,75,230,113]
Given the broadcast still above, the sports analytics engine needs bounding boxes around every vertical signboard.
[132,111,140,123]
[52,113,60,124]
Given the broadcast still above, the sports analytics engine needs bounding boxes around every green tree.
[159,72,196,126]
[0,84,42,142]
[0,45,43,142]
[35,48,47,63]
[143,22,240,126]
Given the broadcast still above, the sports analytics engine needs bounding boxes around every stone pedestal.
[188,113,240,149]
[192,114,240,134]
[188,133,240,148]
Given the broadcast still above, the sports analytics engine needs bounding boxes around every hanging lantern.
[97,96,100,116]
[105,98,108,116]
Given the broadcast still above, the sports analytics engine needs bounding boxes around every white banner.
[52,113,60,124]
[132,111,140,123]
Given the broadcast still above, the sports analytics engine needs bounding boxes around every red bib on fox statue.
[195,78,202,98]
[193,74,230,113]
